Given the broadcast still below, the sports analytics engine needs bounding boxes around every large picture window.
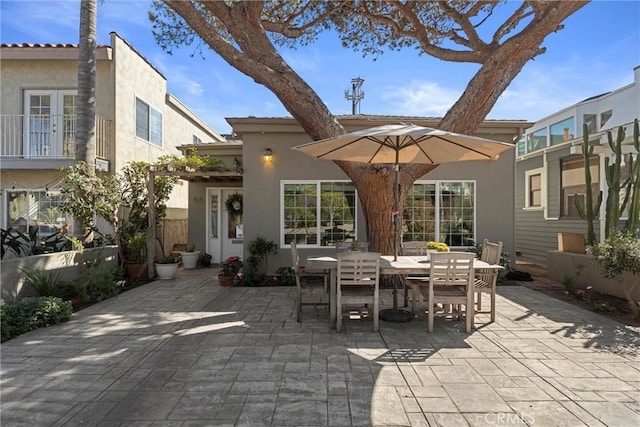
[403,181,475,247]
[282,181,357,247]
[135,97,162,146]
[527,128,547,152]
[5,190,74,236]
[561,155,599,218]
[550,117,574,145]
[283,180,475,248]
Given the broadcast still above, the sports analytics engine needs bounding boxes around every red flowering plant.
[219,256,242,276]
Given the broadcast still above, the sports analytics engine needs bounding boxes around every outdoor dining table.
[306,254,502,329]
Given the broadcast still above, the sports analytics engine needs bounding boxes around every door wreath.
[225,193,243,217]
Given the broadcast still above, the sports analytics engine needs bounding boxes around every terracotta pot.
[218,275,234,287]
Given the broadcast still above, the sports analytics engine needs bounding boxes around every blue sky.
[1,1,639,135]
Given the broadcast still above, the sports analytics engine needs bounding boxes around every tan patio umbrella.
[292,123,515,320]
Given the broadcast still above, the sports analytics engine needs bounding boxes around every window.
[282,181,357,247]
[550,117,574,145]
[5,190,74,236]
[404,181,475,247]
[561,155,599,217]
[516,136,526,156]
[525,169,544,209]
[584,114,597,134]
[135,97,162,146]
[527,128,547,152]
[600,110,612,128]
[193,135,202,144]
[282,180,475,248]
[24,90,77,157]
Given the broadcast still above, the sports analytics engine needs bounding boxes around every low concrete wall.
[547,250,640,302]
[0,246,118,304]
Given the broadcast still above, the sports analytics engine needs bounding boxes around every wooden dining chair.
[336,251,380,332]
[290,240,330,323]
[474,239,503,322]
[427,252,475,333]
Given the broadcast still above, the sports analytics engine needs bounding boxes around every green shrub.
[19,265,61,297]
[81,267,119,303]
[1,297,72,342]
[592,231,640,278]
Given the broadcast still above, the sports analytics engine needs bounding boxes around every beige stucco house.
[0,32,223,248]
[182,116,531,269]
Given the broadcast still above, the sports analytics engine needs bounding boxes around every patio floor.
[1,268,639,426]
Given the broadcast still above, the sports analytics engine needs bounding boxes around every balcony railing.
[1,114,112,160]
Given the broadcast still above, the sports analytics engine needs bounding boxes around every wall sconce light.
[263,148,273,162]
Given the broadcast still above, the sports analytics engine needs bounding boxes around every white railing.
[1,114,111,160]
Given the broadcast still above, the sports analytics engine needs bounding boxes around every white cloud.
[489,61,636,121]
[379,81,462,116]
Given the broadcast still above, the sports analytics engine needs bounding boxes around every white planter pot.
[180,251,201,269]
[155,263,179,280]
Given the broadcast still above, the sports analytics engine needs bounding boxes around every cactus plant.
[575,124,602,245]
[603,125,626,238]
[623,119,640,234]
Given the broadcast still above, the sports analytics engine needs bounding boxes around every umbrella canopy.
[292,123,515,317]
[292,123,514,165]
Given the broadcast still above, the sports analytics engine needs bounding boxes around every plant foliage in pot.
[179,243,200,269]
[218,256,242,287]
[155,254,180,280]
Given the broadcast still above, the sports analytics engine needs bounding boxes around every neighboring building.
[0,32,223,248]
[182,116,530,267]
[515,66,640,264]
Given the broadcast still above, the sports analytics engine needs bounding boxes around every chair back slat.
[477,239,503,283]
[401,241,428,255]
[430,252,475,287]
[337,252,380,287]
[480,239,503,265]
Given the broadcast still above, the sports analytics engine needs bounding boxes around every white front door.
[207,188,243,263]
[23,90,76,157]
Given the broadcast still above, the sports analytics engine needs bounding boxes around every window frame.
[560,155,600,218]
[524,168,545,210]
[135,96,163,147]
[550,116,575,146]
[4,189,74,236]
[280,180,358,248]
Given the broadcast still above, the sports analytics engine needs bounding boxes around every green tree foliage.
[150,0,586,256]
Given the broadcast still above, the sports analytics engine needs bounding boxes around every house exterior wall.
[516,66,639,264]
[228,116,529,271]
[0,33,222,238]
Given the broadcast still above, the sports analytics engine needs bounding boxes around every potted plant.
[155,254,180,280]
[179,243,200,270]
[218,255,242,287]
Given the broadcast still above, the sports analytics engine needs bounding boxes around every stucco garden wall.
[547,250,639,302]
[0,246,118,305]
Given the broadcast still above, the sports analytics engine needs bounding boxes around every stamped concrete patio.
[1,268,639,426]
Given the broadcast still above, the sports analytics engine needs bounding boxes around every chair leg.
[410,283,419,315]
[477,291,482,310]
[336,290,343,332]
[465,293,473,333]
[373,293,379,332]
[490,287,496,323]
[427,289,434,333]
[296,283,302,323]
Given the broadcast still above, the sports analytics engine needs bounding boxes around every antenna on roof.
[344,77,365,115]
